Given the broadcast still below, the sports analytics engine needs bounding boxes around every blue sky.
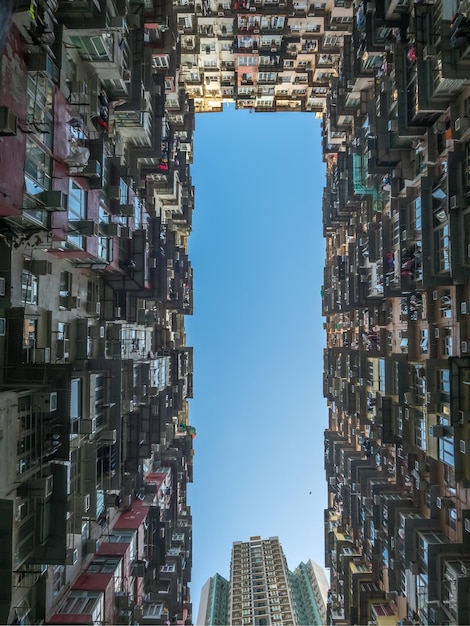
[187,107,327,615]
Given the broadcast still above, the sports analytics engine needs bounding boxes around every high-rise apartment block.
[321,1,470,625]
[197,573,230,625]
[3,0,470,623]
[199,536,328,625]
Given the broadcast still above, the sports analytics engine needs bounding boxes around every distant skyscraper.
[290,560,329,626]
[197,573,230,625]
[198,536,328,625]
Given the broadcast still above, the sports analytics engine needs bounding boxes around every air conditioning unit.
[423,45,437,60]
[118,204,134,216]
[66,548,79,566]
[0,105,18,136]
[432,290,438,300]
[459,410,470,424]
[68,220,99,237]
[33,392,58,412]
[31,474,54,499]
[106,185,121,200]
[465,518,470,533]
[461,302,468,314]
[0,277,5,296]
[436,496,453,509]
[115,592,132,609]
[100,222,121,237]
[31,260,52,275]
[434,328,440,338]
[135,384,147,398]
[86,538,99,554]
[404,392,416,405]
[82,160,102,178]
[429,424,445,437]
[86,301,101,316]
[75,493,91,513]
[37,190,68,211]
[79,417,97,435]
[450,195,458,209]
[462,341,469,353]
[404,408,410,420]
[89,325,105,339]
[99,429,117,443]
[56,339,70,359]
[114,307,122,319]
[402,229,407,241]
[460,440,467,454]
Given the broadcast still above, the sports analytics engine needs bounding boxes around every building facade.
[3,0,470,623]
[197,573,230,625]
[322,1,470,625]
[200,536,327,625]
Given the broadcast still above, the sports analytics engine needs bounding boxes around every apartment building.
[199,536,328,625]
[0,0,194,623]
[3,0,470,623]
[322,0,470,624]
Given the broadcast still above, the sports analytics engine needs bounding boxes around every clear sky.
[186,106,327,617]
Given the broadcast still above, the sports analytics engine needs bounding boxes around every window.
[21,267,38,305]
[438,416,455,467]
[145,604,164,617]
[238,56,258,66]
[68,180,86,248]
[152,54,170,69]
[414,413,427,451]
[27,73,54,149]
[70,34,114,61]
[434,223,450,273]
[160,564,176,573]
[25,137,51,191]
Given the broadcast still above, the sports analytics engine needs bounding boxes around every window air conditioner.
[79,417,97,435]
[434,328,440,338]
[432,290,438,300]
[68,220,99,237]
[0,105,18,136]
[30,474,54,498]
[33,392,58,412]
[31,260,52,275]
[0,277,5,297]
[106,185,121,200]
[460,440,467,454]
[450,195,458,209]
[100,222,121,237]
[462,341,468,353]
[459,410,470,424]
[461,302,468,314]
[429,424,445,437]
[66,548,79,566]
[37,190,68,211]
